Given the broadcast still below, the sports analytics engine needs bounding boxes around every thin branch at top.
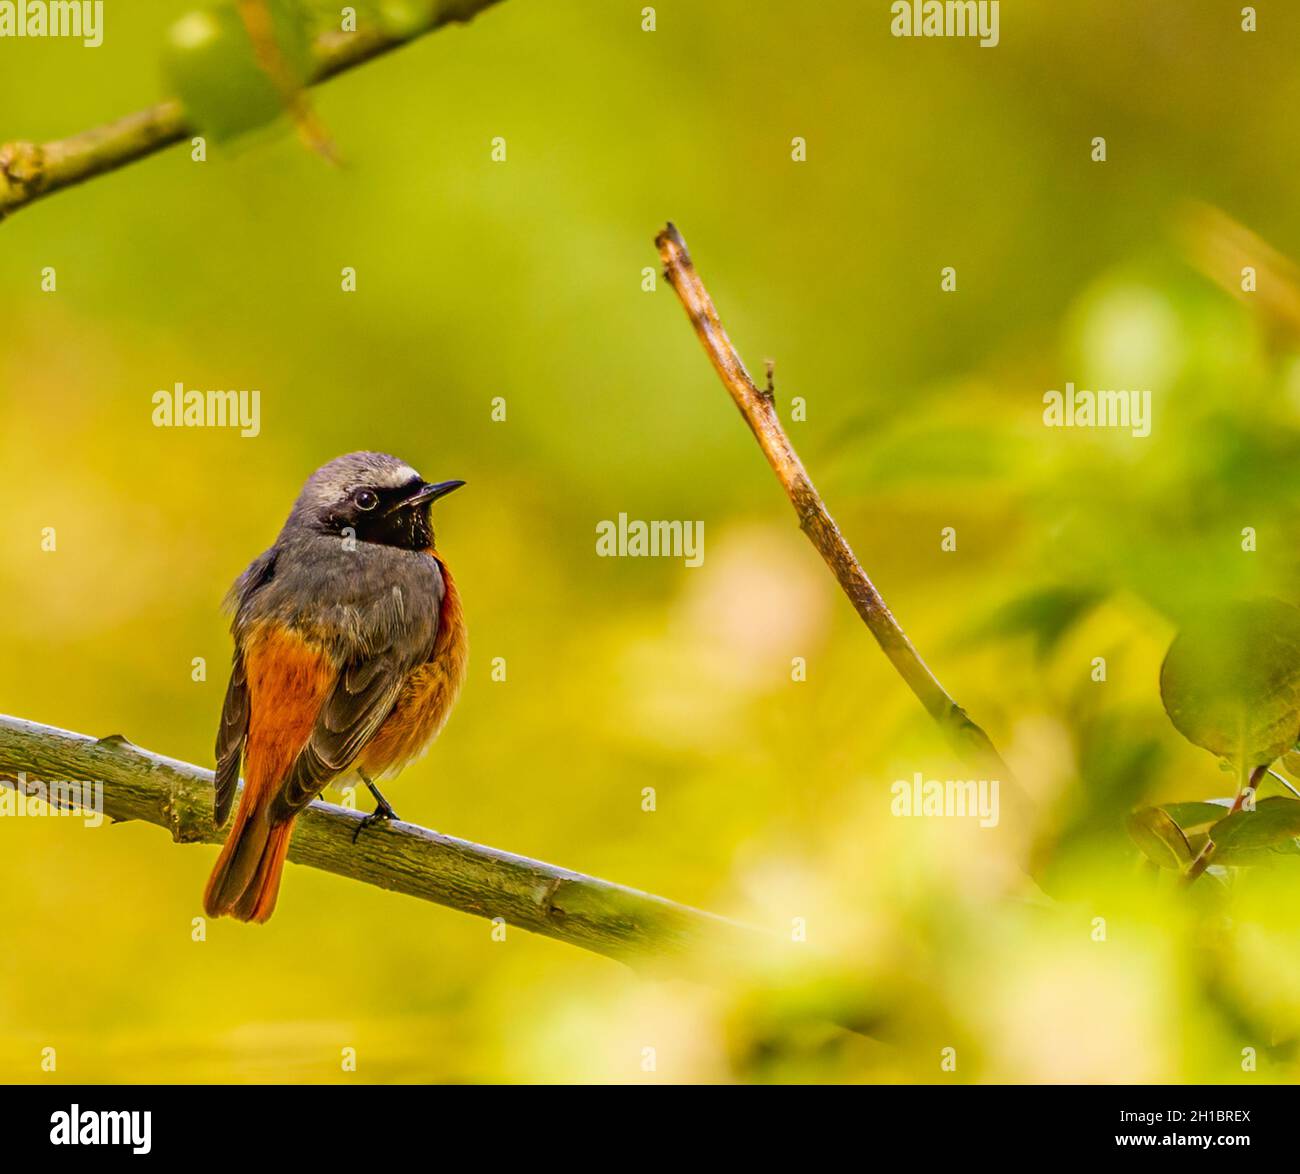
[0,0,505,221]
[655,223,1017,788]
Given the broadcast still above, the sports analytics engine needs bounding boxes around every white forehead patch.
[373,464,420,488]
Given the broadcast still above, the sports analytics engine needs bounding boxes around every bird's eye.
[354,489,379,511]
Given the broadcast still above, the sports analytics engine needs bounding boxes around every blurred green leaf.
[1161,800,1233,833]
[1160,599,1300,767]
[1127,807,1193,869]
[162,1,313,143]
[376,0,434,36]
[966,585,1104,661]
[1208,796,1300,864]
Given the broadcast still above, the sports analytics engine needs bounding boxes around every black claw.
[352,802,399,845]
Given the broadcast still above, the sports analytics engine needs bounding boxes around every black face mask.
[352,499,434,552]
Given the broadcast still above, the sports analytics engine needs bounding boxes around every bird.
[202,451,468,923]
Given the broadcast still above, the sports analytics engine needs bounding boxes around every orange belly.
[359,557,467,778]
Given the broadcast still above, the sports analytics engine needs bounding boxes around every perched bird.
[203,452,468,923]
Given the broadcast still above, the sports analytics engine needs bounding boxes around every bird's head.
[286,451,464,552]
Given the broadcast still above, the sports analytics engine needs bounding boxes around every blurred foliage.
[1160,599,1300,766]
[3,0,1300,1083]
[162,1,314,144]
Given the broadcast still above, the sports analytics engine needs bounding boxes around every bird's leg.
[352,769,400,843]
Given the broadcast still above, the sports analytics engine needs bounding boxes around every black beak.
[392,479,465,512]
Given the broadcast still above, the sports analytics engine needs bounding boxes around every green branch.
[0,714,765,968]
[0,0,505,221]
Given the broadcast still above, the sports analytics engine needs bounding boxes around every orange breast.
[359,557,468,778]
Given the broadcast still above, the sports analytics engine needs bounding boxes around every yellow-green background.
[3,0,1300,1082]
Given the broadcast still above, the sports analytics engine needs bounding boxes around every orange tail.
[203,799,296,924]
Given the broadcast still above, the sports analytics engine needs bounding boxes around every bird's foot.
[352,798,400,844]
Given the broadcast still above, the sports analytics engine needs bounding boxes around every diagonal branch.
[0,713,764,968]
[655,223,1015,786]
[0,0,505,221]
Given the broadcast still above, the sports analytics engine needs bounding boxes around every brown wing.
[268,650,413,821]
[213,547,279,825]
[213,655,248,827]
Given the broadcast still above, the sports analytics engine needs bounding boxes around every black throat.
[354,505,434,552]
